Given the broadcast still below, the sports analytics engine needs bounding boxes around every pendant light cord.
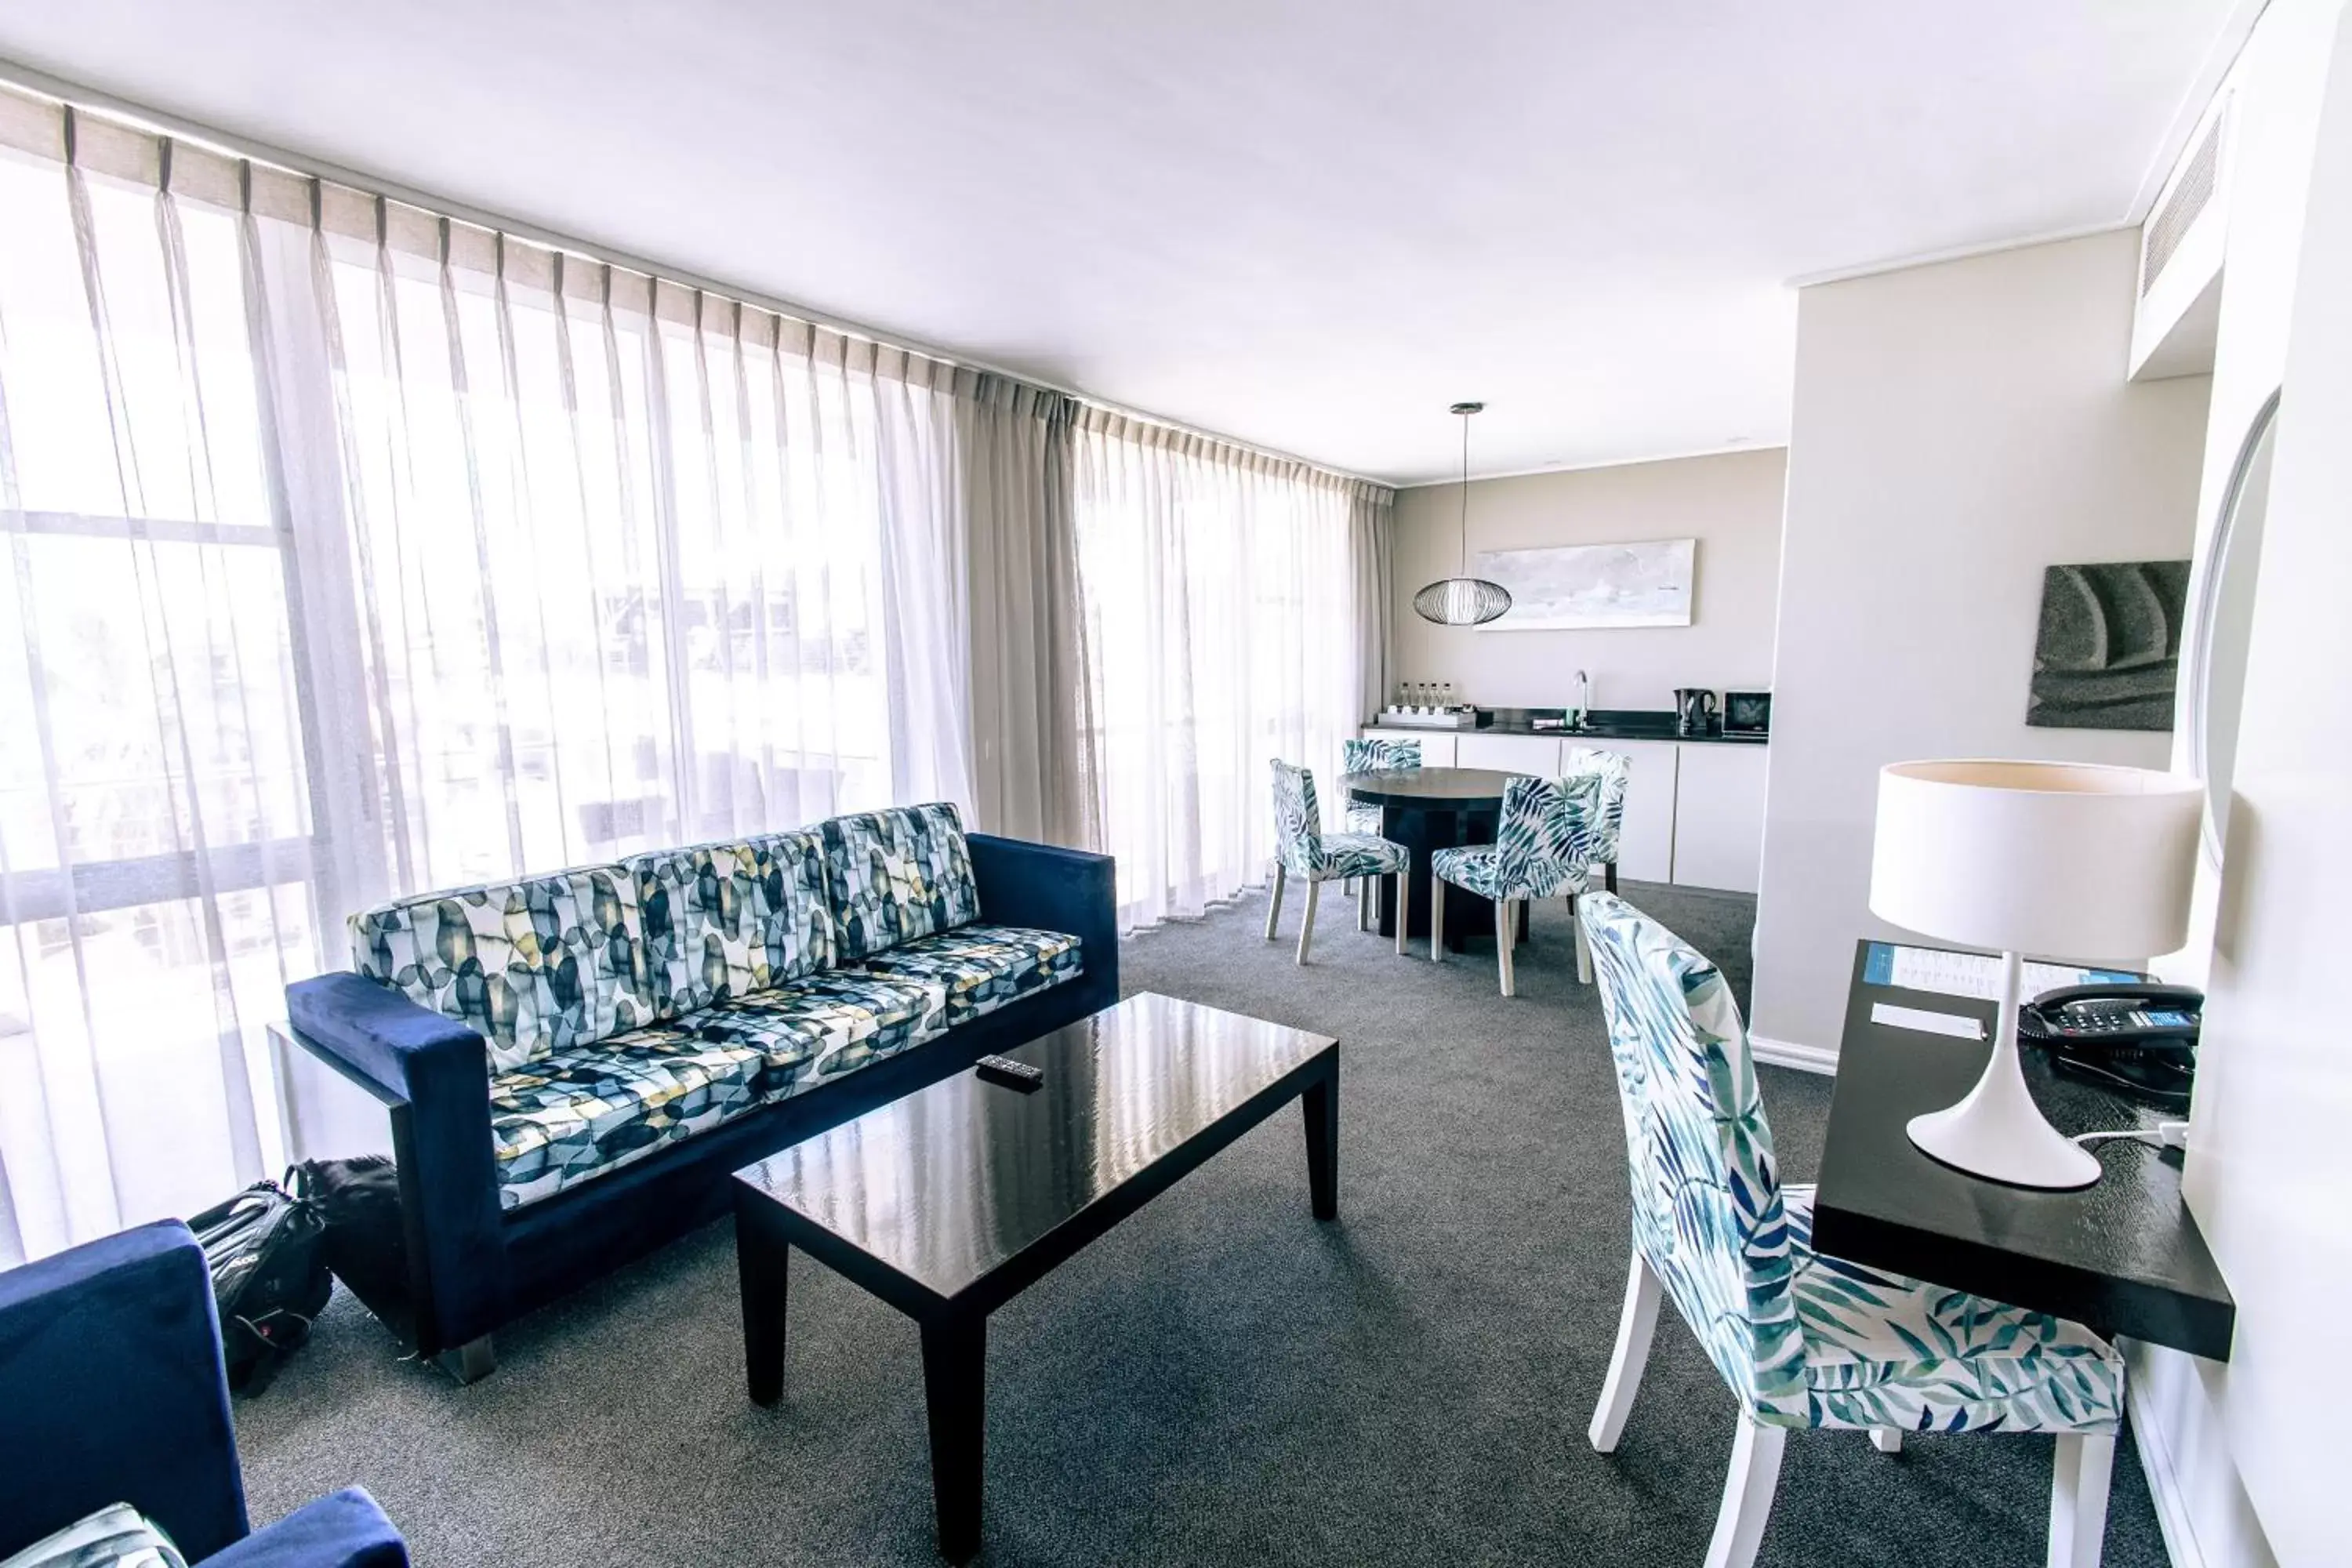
[1457,411,1472,573]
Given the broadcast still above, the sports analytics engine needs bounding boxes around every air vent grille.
[2143,115,2223,296]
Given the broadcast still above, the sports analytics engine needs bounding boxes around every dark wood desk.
[1809,939,2235,1361]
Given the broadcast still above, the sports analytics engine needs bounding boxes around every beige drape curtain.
[957,375,1098,848]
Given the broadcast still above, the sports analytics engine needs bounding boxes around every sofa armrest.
[283,974,506,1354]
[199,1489,406,1568]
[0,1221,248,1563]
[967,833,1118,1000]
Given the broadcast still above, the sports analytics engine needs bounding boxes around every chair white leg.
[2049,1432,2114,1568]
[1702,1418,1787,1568]
[1429,873,1445,963]
[1264,863,1287,942]
[1358,874,1372,931]
[1571,894,1594,984]
[1495,898,1518,996]
[1393,867,1409,956]
[1294,878,1320,965]
[1587,1249,1662,1453]
[1870,1428,1903,1454]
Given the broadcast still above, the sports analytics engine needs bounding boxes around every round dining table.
[1340,766,1526,953]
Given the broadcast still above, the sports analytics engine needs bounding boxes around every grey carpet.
[236,884,2168,1566]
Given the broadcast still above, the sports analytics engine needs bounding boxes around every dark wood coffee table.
[731,992,1341,1561]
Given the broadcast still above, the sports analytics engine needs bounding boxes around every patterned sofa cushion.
[629,829,835,1016]
[857,924,1083,1029]
[353,866,655,1073]
[821,803,981,961]
[488,971,949,1208]
[489,1026,768,1210]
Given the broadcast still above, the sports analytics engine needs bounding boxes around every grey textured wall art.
[2027,560,2191,731]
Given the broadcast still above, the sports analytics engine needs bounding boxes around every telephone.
[2019,982,2203,1109]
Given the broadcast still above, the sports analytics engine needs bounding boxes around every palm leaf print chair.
[1265,759,1410,964]
[1341,736,1422,927]
[1577,892,2125,1568]
[1426,759,1619,995]
[1563,745,1631,894]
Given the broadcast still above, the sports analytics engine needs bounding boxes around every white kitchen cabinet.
[1454,732,1562,775]
[1359,727,1455,766]
[1605,739,1681,883]
[1670,742,1770,893]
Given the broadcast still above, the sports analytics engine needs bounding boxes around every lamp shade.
[1869,760,2201,961]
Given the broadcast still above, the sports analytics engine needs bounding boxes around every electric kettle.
[1674,688,1719,737]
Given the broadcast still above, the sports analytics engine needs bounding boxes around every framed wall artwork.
[2027,559,2192,731]
[1470,538,1697,630]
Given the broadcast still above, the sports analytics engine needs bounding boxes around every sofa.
[284,803,1116,1378]
[0,1220,407,1568]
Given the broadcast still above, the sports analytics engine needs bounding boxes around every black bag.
[298,1154,410,1331]
[188,1171,331,1396]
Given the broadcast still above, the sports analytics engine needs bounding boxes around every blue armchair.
[0,1221,405,1568]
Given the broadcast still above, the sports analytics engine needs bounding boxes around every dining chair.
[1265,760,1410,964]
[1564,745,1631,894]
[1427,771,1611,995]
[1577,891,2124,1568]
[1341,736,1423,927]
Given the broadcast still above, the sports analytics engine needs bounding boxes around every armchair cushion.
[821,804,982,960]
[351,866,655,1073]
[628,829,835,1014]
[0,1504,184,1568]
[855,924,1083,1029]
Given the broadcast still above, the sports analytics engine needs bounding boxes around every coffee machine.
[1673,688,1719,737]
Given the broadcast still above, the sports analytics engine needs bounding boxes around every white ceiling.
[0,2,2248,485]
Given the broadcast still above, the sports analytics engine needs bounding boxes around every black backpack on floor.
[189,1171,332,1396]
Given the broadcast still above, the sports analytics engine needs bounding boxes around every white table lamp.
[1869,760,2200,1189]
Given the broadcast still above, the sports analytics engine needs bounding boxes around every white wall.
[1388,448,1784,713]
[1748,230,2211,1056]
[2139,8,2351,1566]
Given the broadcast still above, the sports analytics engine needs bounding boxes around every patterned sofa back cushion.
[351,865,657,1073]
[628,829,836,1014]
[819,803,981,961]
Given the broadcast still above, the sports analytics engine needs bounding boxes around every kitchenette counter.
[1362,707,1769,746]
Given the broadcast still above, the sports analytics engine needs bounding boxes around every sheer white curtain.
[0,91,972,1261]
[1072,409,1392,931]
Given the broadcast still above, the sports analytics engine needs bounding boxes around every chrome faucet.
[1571,670,1592,731]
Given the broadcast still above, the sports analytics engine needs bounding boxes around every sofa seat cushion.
[855,924,1083,1029]
[628,829,836,1015]
[489,1026,769,1209]
[822,804,982,960]
[354,865,655,1073]
[670,973,949,1104]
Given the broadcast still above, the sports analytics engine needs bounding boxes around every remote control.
[975,1054,1044,1091]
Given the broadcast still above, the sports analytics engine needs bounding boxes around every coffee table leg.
[737,1207,789,1406]
[1302,1064,1339,1221]
[921,1312,987,1563]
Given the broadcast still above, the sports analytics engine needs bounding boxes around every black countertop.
[1363,707,1769,746]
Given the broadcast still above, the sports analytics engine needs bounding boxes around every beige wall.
[1388,448,1786,715]
[1749,229,2212,1061]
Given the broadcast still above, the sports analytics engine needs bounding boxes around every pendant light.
[1412,401,1512,626]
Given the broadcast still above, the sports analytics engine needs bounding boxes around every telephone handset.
[2019,982,2203,1109]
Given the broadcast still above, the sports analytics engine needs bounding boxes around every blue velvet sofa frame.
[0,1220,406,1567]
[282,832,1116,1380]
